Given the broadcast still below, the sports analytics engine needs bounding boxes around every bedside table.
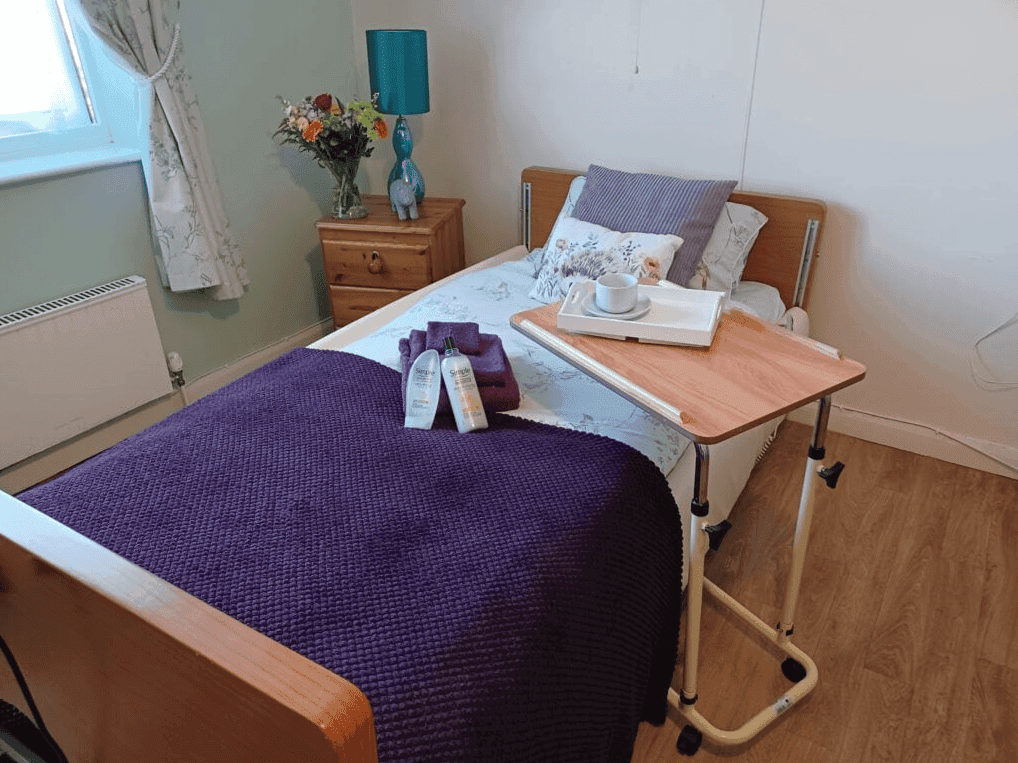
[316,196,466,329]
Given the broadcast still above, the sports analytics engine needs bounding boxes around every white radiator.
[0,276,172,470]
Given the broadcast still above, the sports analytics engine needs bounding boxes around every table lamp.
[366,29,430,208]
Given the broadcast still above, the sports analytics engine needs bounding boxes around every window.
[0,0,147,184]
[1,0,95,147]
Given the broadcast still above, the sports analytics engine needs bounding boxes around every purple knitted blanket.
[20,349,682,763]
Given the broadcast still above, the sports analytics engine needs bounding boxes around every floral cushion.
[526,175,588,275]
[528,216,682,304]
[686,202,768,293]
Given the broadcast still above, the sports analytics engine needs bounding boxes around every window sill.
[0,144,143,187]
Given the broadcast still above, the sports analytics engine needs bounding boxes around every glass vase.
[329,158,368,219]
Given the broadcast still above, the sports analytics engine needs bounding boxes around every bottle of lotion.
[441,337,488,433]
[404,349,441,429]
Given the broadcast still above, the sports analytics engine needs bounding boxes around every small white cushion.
[687,202,768,293]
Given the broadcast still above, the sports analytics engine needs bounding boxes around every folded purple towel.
[399,331,521,415]
[406,330,508,386]
[425,321,480,354]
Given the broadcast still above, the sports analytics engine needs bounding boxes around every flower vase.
[329,160,368,219]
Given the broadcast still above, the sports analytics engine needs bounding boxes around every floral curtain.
[80,0,248,300]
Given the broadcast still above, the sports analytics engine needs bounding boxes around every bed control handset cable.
[0,635,68,763]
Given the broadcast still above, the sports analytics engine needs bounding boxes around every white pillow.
[727,280,786,323]
[687,202,767,293]
[528,216,682,304]
[556,175,586,224]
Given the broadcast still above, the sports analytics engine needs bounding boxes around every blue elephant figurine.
[389,178,419,221]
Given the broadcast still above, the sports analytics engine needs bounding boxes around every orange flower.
[302,119,324,142]
[372,117,388,139]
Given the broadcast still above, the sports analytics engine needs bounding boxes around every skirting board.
[0,319,334,495]
[787,404,1018,480]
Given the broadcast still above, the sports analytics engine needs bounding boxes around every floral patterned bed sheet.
[340,258,690,475]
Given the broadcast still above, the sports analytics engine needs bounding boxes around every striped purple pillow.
[570,164,737,285]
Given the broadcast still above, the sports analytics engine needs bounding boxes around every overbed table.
[510,302,866,755]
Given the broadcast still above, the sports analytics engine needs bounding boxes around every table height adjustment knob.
[819,461,845,489]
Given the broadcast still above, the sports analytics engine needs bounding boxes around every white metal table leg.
[778,396,837,646]
[671,397,842,755]
[679,443,710,707]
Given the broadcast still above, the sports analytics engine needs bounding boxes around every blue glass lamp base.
[387,115,425,207]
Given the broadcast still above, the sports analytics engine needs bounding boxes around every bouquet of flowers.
[274,93,388,217]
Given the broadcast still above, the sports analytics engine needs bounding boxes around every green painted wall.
[0,0,359,381]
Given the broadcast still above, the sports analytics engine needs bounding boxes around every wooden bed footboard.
[0,492,377,763]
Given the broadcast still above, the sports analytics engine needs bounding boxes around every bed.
[0,166,826,763]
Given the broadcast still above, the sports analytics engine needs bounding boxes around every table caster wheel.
[782,657,807,682]
[676,724,702,756]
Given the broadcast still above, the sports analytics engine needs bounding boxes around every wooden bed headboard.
[520,166,826,311]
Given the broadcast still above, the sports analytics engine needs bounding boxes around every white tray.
[556,280,725,346]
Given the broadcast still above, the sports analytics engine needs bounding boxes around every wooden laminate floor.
[632,420,1018,763]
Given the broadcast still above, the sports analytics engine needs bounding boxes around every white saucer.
[581,293,651,321]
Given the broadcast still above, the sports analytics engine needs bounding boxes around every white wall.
[744,0,1018,475]
[351,0,763,255]
[350,0,1018,476]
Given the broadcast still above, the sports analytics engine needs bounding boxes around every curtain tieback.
[147,24,181,82]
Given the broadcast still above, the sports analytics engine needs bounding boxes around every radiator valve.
[166,351,186,387]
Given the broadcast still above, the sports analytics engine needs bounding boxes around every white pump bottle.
[440,337,488,433]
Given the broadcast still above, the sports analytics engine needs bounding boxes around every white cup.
[595,272,639,313]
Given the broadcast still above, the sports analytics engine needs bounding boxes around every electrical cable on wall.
[632,0,643,74]
[739,0,767,189]
[970,309,1018,390]
[832,403,1017,475]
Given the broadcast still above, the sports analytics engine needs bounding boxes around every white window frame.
[0,0,149,185]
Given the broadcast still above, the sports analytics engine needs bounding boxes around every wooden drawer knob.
[367,251,383,274]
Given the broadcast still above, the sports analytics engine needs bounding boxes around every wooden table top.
[510,303,866,445]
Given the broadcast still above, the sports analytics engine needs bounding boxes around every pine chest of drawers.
[316,196,466,328]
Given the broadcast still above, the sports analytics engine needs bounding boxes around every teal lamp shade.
[366,30,430,115]
[366,30,430,205]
